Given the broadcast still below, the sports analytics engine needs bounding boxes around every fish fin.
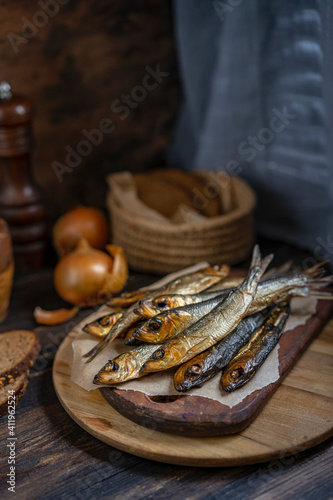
[242,246,273,293]
[310,292,333,300]
[310,275,333,284]
[304,260,329,279]
[249,245,274,277]
[262,260,294,280]
[308,277,333,292]
[250,244,261,268]
[261,254,274,275]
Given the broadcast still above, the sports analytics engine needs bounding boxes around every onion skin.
[34,306,79,325]
[53,206,109,257]
[54,239,128,307]
[102,245,129,296]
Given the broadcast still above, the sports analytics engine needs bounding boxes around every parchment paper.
[107,171,208,225]
[71,268,317,408]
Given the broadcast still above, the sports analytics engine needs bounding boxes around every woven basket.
[107,172,256,274]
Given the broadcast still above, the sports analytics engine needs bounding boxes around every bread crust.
[0,331,40,389]
[0,371,29,418]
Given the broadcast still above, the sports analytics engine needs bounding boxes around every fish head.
[153,295,188,310]
[134,295,188,318]
[124,324,142,346]
[174,355,209,392]
[222,356,255,392]
[82,312,122,337]
[93,353,137,384]
[133,316,164,343]
[134,299,160,318]
[134,311,185,343]
[141,341,187,373]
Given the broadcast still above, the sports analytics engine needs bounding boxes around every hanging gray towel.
[169,0,333,257]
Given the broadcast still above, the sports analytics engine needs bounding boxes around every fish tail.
[308,291,333,300]
[243,246,274,293]
[250,244,274,274]
[250,244,261,269]
[304,260,329,280]
[307,276,333,294]
[310,275,333,284]
[261,253,274,275]
[262,260,294,280]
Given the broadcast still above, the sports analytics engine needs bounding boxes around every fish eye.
[187,363,202,375]
[105,361,113,372]
[100,316,111,326]
[152,348,165,360]
[149,319,162,332]
[230,367,244,379]
[112,361,119,372]
[155,298,168,309]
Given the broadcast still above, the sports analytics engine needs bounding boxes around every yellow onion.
[54,238,128,307]
[34,240,129,325]
[53,206,109,257]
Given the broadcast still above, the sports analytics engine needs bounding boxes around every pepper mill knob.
[0,83,47,272]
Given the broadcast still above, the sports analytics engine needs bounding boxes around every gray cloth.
[169,0,333,256]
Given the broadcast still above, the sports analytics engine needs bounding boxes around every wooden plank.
[52,315,333,466]
[0,255,332,498]
[97,299,333,436]
[0,0,180,221]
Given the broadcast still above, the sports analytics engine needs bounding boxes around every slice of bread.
[0,371,29,418]
[0,330,40,389]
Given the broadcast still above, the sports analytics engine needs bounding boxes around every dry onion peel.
[101,244,129,297]
[34,305,79,325]
[34,241,128,324]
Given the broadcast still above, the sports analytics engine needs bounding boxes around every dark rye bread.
[0,331,40,389]
[0,371,29,418]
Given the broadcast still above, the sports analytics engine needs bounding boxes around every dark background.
[0,0,180,220]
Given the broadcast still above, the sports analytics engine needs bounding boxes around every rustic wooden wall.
[0,0,180,220]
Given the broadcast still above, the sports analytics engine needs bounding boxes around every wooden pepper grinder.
[0,82,47,272]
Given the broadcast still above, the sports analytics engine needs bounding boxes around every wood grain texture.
[99,299,333,436]
[53,313,333,466]
[0,241,332,499]
[0,0,180,221]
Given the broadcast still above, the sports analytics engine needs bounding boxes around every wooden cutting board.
[53,303,333,467]
[99,299,333,436]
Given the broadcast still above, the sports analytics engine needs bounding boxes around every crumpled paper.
[71,267,317,408]
[107,171,209,224]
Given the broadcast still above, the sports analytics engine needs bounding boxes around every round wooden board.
[53,320,333,467]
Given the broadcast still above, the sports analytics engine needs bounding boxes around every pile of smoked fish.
[83,245,332,393]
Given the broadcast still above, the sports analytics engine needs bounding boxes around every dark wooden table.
[0,240,332,500]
